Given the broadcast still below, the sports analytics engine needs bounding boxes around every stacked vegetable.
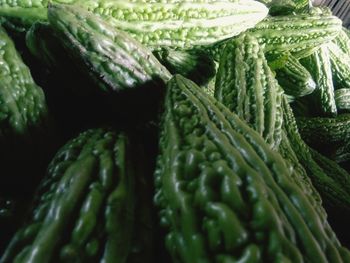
[0,0,350,262]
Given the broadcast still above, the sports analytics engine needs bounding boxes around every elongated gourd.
[47,3,171,93]
[1,128,153,263]
[282,97,350,210]
[300,45,337,116]
[333,28,350,57]
[249,13,342,54]
[215,34,283,149]
[0,25,50,143]
[297,114,350,145]
[0,0,268,49]
[335,88,350,111]
[328,42,350,90]
[153,48,216,86]
[155,74,350,263]
[275,54,316,98]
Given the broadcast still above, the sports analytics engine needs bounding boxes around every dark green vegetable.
[296,114,350,147]
[328,42,350,90]
[25,21,65,69]
[153,48,216,86]
[155,74,350,263]
[215,34,283,149]
[1,128,154,263]
[282,97,350,209]
[296,114,350,163]
[275,54,316,97]
[47,3,171,94]
[335,88,350,111]
[300,45,337,116]
[249,13,342,54]
[0,25,50,142]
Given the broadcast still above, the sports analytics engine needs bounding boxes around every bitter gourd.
[296,114,350,162]
[153,48,216,86]
[1,128,154,263]
[275,54,316,97]
[296,114,350,146]
[72,0,268,50]
[0,25,50,144]
[215,34,283,149]
[333,28,350,58]
[47,3,171,93]
[249,13,342,54]
[0,0,268,49]
[300,44,337,116]
[335,88,350,111]
[155,74,350,263]
[282,97,350,210]
[328,42,350,90]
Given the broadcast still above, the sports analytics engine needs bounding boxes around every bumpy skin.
[0,0,268,49]
[335,89,350,111]
[48,3,171,93]
[333,28,350,58]
[0,128,152,263]
[328,42,350,90]
[296,114,350,163]
[215,34,283,149]
[300,45,337,116]
[155,74,350,263]
[73,0,268,50]
[154,48,216,86]
[0,26,49,142]
[249,13,342,54]
[275,54,316,98]
[297,114,350,146]
[282,97,350,210]
[0,0,50,29]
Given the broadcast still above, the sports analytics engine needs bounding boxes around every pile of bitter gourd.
[1,0,350,262]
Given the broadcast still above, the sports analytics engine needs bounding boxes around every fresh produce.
[300,44,337,116]
[155,74,350,262]
[215,33,283,149]
[328,42,350,90]
[1,0,350,261]
[1,128,154,263]
[153,48,216,86]
[47,4,171,93]
[249,12,342,53]
[282,97,350,209]
[335,88,350,111]
[0,0,269,50]
[0,25,50,142]
[275,54,316,97]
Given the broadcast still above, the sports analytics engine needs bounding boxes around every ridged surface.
[328,42,350,90]
[1,128,152,263]
[335,88,350,111]
[0,26,49,141]
[249,13,342,53]
[73,0,268,49]
[301,44,337,116]
[333,28,350,57]
[297,114,350,145]
[155,74,350,263]
[275,54,316,97]
[283,98,350,209]
[215,34,283,149]
[48,4,171,93]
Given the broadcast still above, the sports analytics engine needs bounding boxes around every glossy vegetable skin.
[47,3,171,93]
[1,128,154,263]
[215,34,283,149]
[155,74,350,263]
